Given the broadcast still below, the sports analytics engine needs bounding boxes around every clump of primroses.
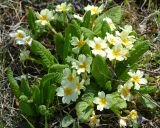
[9,2,148,127]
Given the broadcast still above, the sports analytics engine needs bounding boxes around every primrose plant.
[7,2,157,128]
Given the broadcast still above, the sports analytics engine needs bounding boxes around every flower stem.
[47,23,57,34]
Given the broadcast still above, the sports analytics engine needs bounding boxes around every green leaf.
[32,85,41,105]
[61,115,75,128]
[69,20,81,38]
[75,101,93,122]
[83,11,91,28]
[92,55,112,88]
[105,81,112,92]
[81,27,95,39]
[63,27,72,61]
[138,86,157,94]
[19,101,36,116]
[81,92,94,105]
[48,64,68,73]
[109,92,127,109]
[46,84,56,106]
[41,73,63,85]
[54,33,65,59]
[80,44,91,55]
[115,41,149,81]
[6,67,21,98]
[93,6,122,33]
[101,21,111,38]
[20,75,31,97]
[141,94,157,109]
[28,8,37,34]
[31,40,57,68]
[95,6,122,25]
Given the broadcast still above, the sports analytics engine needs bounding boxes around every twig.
[137,68,160,75]
[140,11,159,25]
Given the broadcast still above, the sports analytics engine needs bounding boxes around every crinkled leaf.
[54,33,65,59]
[83,11,91,28]
[93,6,122,33]
[141,94,157,109]
[92,55,112,88]
[109,92,127,109]
[19,101,36,116]
[105,81,112,92]
[81,92,94,105]
[6,67,21,98]
[61,115,75,127]
[76,101,93,122]
[46,84,56,106]
[81,27,95,39]
[80,44,91,55]
[49,64,68,73]
[20,75,31,97]
[115,41,149,81]
[28,8,37,34]
[138,86,157,94]
[32,85,41,105]
[31,40,57,68]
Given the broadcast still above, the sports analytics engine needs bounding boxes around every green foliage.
[8,3,157,128]
[38,105,48,115]
[76,101,94,122]
[81,27,95,39]
[69,20,81,38]
[20,75,31,97]
[115,41,149,81]
[32,85,41,105]
[92,55,112,88]
[138,86,157,94]
[93,6,122,33]
[48,64,68,73]
[6,68,21,98]
[81,92,94,105]
[28,8,37,34]
[83,11,91,28]
[105,81,112,92]
[141,94,157,109]
[61,115,75,127]
[54,33,65,59]
[31,40,57,68]
[19,99,36,116]
[80,44,91,55]
[109,92,127,109]
[101,21,111,38]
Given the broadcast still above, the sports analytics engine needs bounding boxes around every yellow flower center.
[76,83,81,90]
[110,37,116,44]
[90,115,97,125]
[95,43,102,50]
[80,61,87,69]
[122,86,130,96]
[91,7,98,14]
[25,38,31,43]
[77,39,85,47]
[67,74,74,81]
[40,15,47,21]
[132,76,140,83]
[99,98,107,105]
[64,87,73,96]
[112,50,120,57]
[16,33,24,39]
[122,38,129,44]
[130,111,138,119]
